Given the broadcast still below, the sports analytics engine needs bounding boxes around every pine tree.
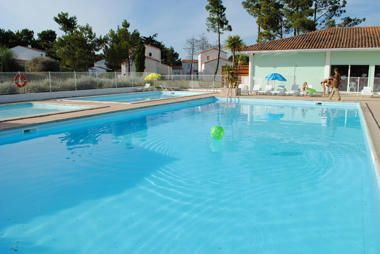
[135,39,145,72]
[205,0,232,78]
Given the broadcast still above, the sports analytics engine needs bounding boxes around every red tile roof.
[202,57,232,64]
[144,44,161,51]
[172,66,182,70]
[182,59,198,63]
[240,26,380,52]
[198,47,227,55]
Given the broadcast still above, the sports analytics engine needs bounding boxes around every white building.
[10,45,47,67]
[182,59,198,75]
[88,59,112,74]
[197,48,232,77]
[121,44,172,75]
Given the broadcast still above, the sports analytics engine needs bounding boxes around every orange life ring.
[14,74,27,88]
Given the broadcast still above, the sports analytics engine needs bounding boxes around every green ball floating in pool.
[210,126,225,140]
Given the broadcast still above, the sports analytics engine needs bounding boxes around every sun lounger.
[136,83,151,92]
[161,82,173,91]
[257,85,272,95]
[361,87,374,97]
[248,84,261,95]
[284,85,300,96]
[270,85,286,95]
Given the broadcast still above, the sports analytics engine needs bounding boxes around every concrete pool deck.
[0,91,379,175]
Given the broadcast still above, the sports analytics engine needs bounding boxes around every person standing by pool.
[329,68,341,101]
[321,78,332,96]
[302,82,309,98]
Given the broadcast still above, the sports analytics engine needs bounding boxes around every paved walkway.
[0,91,379,174]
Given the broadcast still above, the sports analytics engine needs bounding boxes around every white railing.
[0,72,223,96]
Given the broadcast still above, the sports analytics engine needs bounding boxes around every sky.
[1,0,379,60]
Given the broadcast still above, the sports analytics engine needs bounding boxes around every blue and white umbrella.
[265,73,287,82]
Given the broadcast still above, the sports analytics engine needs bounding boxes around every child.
[302,82,309,98]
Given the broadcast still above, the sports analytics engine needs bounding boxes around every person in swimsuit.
[321,79,332,97]
[302,82,309,98]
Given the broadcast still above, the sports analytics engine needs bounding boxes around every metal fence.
[0,72,224,95]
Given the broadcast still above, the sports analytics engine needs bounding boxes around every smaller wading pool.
[0,103,96,122]
[70,91,207,103]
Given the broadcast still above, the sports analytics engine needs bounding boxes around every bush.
[25,57,60,72]
[0,47,23,72]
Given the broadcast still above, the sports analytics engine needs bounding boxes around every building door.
[331,65,369,92]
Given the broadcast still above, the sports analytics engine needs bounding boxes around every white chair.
[361,87,374,97]
[257,85,273,95]
[136,83,151,92]
[270,85,286,95]
[247,84,261,95]
[284,85,300,96]
[161,82,174,91]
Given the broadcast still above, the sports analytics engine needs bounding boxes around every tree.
[25,56,60,72]
[141,34,182,66]
[282,0,316,36]
[205,0,232,78]
[135,39,145,72]
[183,35,198,75]
[37,30,57,59]
[54,12,102,71]
[104,20,140,71]
[196,33,214,52]
[0,46,23,72]
[223,35,245,67]
[53,12,78,34]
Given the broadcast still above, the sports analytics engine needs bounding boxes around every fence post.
[115,71,117,88]
[49,71,52,93]
[74,71,77,91]
[132,73,134,87]
[96,71,98,89]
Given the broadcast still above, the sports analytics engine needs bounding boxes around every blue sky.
[1,0,378,60]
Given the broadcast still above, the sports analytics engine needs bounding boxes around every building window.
[148,52,152,57]
[188,64,190,68]
[207,56,210,60]
[41,53,43,57]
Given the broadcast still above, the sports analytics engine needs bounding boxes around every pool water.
[71,91,205,103]
[0,98,379,253]
[0,103,90,120]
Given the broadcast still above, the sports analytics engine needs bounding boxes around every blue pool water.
[0,103,90,120]
[0,98,379,253]
[71,91,205,103]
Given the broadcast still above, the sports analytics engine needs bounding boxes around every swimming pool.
[0,103,93,121]
[70,91,206,103]
[0,98,379,253]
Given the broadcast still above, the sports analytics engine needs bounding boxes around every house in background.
[172,65,183,75]
[88,59,112,74]
[182,59,198,75]
[121,44,172,75]
[10,45,47,67]
[240,26,380,93]
[197,48,232,77]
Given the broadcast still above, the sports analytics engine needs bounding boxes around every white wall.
[201,58,232,76]
[145,45,161,61]
[10,46,46,61]
[198,48,228,65]
[160,64,172,75]
[182,61,198,74]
